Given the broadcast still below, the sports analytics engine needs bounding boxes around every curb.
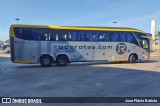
[0,54,10,57]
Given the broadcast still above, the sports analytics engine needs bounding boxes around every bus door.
[139,38,150,59]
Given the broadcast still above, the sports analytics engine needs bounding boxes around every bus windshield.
[134,32,150,51]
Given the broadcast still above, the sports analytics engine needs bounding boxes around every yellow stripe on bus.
[13,60,32,64]
[49,26,144,33]
[10,24,146,37]
[141,36,153,40]
[144,58,149,60]
[111,59,128,62]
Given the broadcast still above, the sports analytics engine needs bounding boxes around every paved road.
[0,56,160,106]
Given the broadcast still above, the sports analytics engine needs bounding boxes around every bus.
[10,24,150,67]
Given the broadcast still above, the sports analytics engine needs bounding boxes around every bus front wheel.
[56,55,68,66]
[128,54,136,63]
[40,55,52,67]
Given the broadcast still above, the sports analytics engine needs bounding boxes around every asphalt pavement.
[0,56,160,106]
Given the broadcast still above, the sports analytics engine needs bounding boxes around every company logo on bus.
[116,43,127,54]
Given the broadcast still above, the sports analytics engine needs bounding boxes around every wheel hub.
[59,58,65,64]
[44,59,49,64]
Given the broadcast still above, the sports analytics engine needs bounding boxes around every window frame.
[13,27,141,46]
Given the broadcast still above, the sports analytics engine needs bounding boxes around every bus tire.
[128,54,136,63]
[40,55,52,67]
[56,55,68,66]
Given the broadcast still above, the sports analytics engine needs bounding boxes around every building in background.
[151,19,156,45]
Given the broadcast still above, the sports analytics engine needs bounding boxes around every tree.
[5,39,9,43]
[157,31,160,52]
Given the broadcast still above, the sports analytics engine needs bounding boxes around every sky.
[0,0,160,41]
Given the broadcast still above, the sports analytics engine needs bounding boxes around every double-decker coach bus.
[10,24,150,67]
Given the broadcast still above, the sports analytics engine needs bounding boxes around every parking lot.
[0,54,160,105]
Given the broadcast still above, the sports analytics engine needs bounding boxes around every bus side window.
[134,32,141,40]
[126,32,139,45]
[98,32,104,41]
[104,32,108,41]
[56,31,65,41]
[132,33,139,46]
[77,31,81,41]
[14,28,33,40]
[63,32,68,41]
[56,34,58,41]
[87,31,93,41]
[64,31,72,41]
[107,32,113,41]
[80,31,86,41]
[119,32,126,42]
[61,31,66,41]
[126,32,132,42]
[33,28,49,41]
[94,32,100,41]
[23,28,33,40]
[32,29,37,40]
[92,32,96,41]
[14,28,21,39]
[55,31,60,41]
[84,32,88,41]
[32,29,38,40]
[68,32,72,41]
[92,32,100,41]
[86,31,97,41]
[49,30,56,41]
[102,32,106,41]
[112,32,119,41]
[71,32,77,41]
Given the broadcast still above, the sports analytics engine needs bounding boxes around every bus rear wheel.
[128,54,136,63]
[40,55,52,67]
[56,55,68,66]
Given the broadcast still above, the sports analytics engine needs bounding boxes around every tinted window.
[79,31,85,41]
[54,30,71,41]
[98,32,105,41]
[77,31,94,41]
[119,32,126,42]
[56,31,63,41]
[32,28,48,40]
[14,28,140,44]
[14,28,33,40]
[126,32,139,45]
[87,31,93,41]
[50,30,75,41]
[71,32,77,41]
[112,32,119,41]
[91,31,100,41]
[14,27,48,41]
[104,32,113,41]
[61,31,71,41]
[134,32,150,47]
[49,29,56,41]
[126,33,131,42]
[134,32,143,40]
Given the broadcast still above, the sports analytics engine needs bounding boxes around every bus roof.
[10,24,145,33]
